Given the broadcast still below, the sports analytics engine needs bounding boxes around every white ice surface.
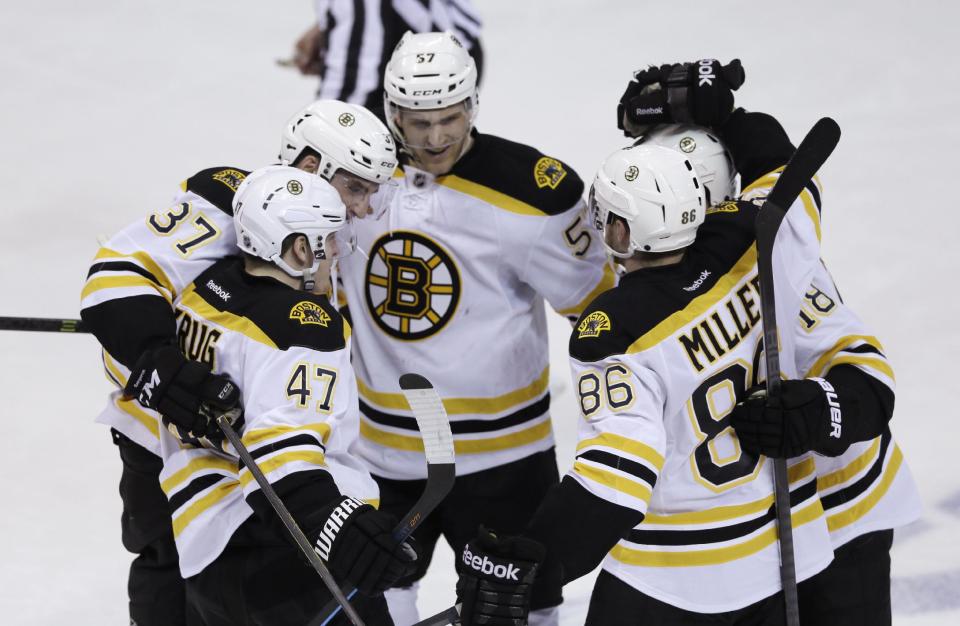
[1,1,958,624]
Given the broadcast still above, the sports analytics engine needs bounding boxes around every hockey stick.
[754,117,841,626]
[314,373,456,626]
[215,414,367,626]
[0,316,87,333]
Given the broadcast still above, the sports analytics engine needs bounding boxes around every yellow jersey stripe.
[172,480,240,538]
[115,396,160,438]
[804,334,885,378]
[643,458,816,525]
[242,423,332,448]
[81,275,172,303]
[817,437,881,492]
[438,175,545,217]
[627,246,757,354]
[161,456,238,494]
[93,247,175,296]
[103,351,128,387]
[826,445,904,532]
[179,287,277,349]
[557,262,617,317]
[611,498,824,567]
[360,417,551,455]
[577,433,665,471]
[827,355,896,384]
[574,460,652,503]
[357,367,550,415]
[238,450,327,487]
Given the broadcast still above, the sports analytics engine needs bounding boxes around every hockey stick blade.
[315,374,455,626]
[0,316,88,333]
[215,415,366,626]
[754,116,840,626]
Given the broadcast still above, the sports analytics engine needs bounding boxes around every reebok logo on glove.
[697,59,717,86]
[811,377,842,438]
[313,496,364,560]
[462,545,520,581]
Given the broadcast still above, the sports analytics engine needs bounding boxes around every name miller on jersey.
[679,273,762,372]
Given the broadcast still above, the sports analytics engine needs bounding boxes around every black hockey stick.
[755,117,841,626]
[0,316,87,333]
[215,414,368,626]
[314,373,456,626]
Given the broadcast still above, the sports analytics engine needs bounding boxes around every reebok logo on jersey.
[206,280,231,302]
[683,270,711,292]
[313,497,364,561]
[811,377,843,438]
[461,546,520,581]
[697,59,716,86]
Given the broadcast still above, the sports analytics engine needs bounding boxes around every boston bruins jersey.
[80,166,248,455]
[157,257,379,577]
[337,132,616,479]
[793,264,921,549]
[566,190,831,613]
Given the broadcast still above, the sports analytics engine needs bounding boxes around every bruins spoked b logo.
[365,231,460,340]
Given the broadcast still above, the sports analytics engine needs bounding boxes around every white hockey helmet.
[383,31,479,141]
[233,166,353,288]
[638,125,738,205]
[279,100,398,184]
[589,144,706,256]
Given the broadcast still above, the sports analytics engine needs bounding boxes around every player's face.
[396,103,471,176]
[329,170,380,218]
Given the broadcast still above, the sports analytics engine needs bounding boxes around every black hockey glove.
[617,59,745,135]
[308,496,418,596]
[456,526,545,626]
[730,378,848,458]
[124,343,240,438]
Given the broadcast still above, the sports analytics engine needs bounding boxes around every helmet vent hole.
[654,180,661,192]
[685,160,693,171]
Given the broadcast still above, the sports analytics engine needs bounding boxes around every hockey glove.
[456,526,545,626]
[730,378,848,458]
[617,59,745,134]
[308,496,418,596]
[124,343,240,438]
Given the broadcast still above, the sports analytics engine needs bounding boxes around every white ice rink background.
[1,1,958,624]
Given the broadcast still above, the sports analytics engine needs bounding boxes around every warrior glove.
[730,378,850,458]
[617,58,745,134]
[456,526,545,625]
[308,496,418,596]
[124,343,240,438]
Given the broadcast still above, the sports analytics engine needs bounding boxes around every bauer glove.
[730,378,849,458]
[617,58,745,134]
[456,526,545,626]
[124,343,240,438]
[308,496,418,596]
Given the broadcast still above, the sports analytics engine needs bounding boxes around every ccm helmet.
[279,100,398,184]
[233,166,352,289]
[383,31,479,144]
[589,144,706,256]
[638,125,737,204]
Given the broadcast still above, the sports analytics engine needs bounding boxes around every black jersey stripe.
[625,479,818,546]
[841,344,885,357]
[339,0,366,101]
[577,449,658,488]
[359,393,550,435]
[820,432,891,511]
[167,473,232,514]
[249,434,326,461]
[87,260,162,286]
[804,180,822,212]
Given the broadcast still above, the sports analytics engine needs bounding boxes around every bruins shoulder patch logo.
[706,200,740,215]
[290,301,331,327]
[534,157,567,190]
[365,230,460,341]
[211,168,246,192]
[577,311,611,339]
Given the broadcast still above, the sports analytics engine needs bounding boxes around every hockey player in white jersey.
[333,30,615,624]
[160,165,415,624]
[79,101,397,626]
[454,140,838,623]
